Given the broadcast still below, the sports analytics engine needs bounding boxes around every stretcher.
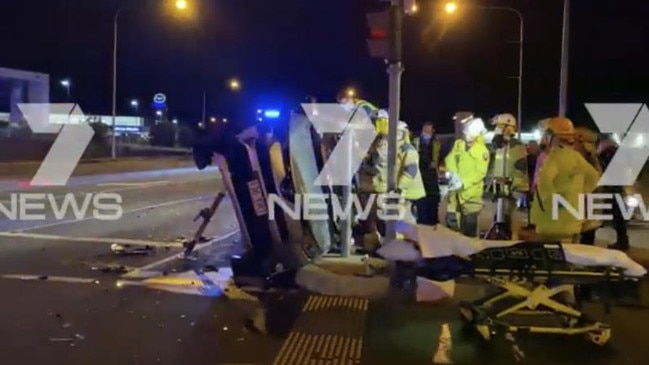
[378,222,647,346]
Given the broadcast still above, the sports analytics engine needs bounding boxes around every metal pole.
[111,9,123,160]
[559,0,570,117]
[385,0,404,243]
[201,91,206,124]
[517,12,523,140]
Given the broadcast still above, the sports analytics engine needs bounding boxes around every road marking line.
[123,229,240,278]
[0,232,182,248]
[0,274,98,284]
[97,181,169,187]
[13,196,210,232]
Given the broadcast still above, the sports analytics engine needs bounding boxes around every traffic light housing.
[366,11,389,59]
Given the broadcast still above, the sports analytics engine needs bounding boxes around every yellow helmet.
[375,109,389,135]
[539,117,575,143]
[492,113,517,128]
[574,127,598,144]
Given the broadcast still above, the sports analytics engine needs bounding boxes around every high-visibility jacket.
[397,142,426,201]
[491,138,529,193]
[413,136,442,195]
[412,136,441,167]
[445,136,490,214]
[358,137,389,193]
[531,145,600,238]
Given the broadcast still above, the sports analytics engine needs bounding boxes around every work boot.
[362,232,382,255]
[461,213,479,238]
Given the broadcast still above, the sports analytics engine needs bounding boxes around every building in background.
[0,67,49,124]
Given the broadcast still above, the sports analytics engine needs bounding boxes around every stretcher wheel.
[586,328,611,346]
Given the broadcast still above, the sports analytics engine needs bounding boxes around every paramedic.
[531,117,600,242]
[444,116,491,237]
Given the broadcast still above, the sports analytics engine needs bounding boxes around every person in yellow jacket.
[356,109,389,252]
[573,126,603,245]
[445,116,491,237]
[530,117,600,242]
[489,113,529,239]
[395,121,426,224]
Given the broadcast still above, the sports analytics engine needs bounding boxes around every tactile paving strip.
[272,296,369,365]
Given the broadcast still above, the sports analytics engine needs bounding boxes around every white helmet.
[462,117,487,141]
[397,121,408,131]
[377,109,389,119]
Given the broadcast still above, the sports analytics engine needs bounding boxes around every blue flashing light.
[263,110,280,118]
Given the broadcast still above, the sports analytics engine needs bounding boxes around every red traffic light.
[370,29,387,38]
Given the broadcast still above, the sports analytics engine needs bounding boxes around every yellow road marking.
[273,295,369,365]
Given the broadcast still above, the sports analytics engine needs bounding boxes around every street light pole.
[111,8,126,160]
[559,0,570,117]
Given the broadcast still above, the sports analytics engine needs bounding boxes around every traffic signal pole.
[385,0,404,243]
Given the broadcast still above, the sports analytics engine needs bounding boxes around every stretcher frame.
[455,241,639,346]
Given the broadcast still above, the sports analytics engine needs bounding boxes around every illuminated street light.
[223,118,227,123]
[175,0,188,10]
[130,99,138,107]
[346,88,356,98]
[444,1,524,137]
[210,117,216,123]
[60,79,71,98]
[112,0,189,159]
[229,78,241,91]
[410,3,418,13]
[445,2,457,14]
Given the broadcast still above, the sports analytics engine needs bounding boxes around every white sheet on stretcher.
[377,221,647,277]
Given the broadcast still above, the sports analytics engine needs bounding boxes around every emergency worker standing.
[445,117,490,237]
[396,121,426,223]
[598,134,630,251]
[357,110,389,252]
[412,122,442,225]
[573,127,602,245]
[489,113,529,239]
[530,117,600,242]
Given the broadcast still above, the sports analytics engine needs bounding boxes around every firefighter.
[530,117,600,242]
[445,116,490,237]
[395,121,426,224]
[573,127,603,245]
[412,122,442,225]
[489,113,529,239]
[356,109,389,253]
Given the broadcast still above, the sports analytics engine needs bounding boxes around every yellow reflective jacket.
[492,138,529,193]
[531,146,600,237]
[358,137,389,193]
[445,136,490,208]
[397,142,426,201]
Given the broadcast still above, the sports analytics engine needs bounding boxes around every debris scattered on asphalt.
[38,275,48,280]
[62,323,71,328]
[111,244,153,255]
[91,265,129,274]
[202,265,218,272]
[49,338,74,342]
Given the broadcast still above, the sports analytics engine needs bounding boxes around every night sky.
[0,0,648,133]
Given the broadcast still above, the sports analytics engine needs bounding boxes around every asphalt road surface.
[1,167,649,365]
